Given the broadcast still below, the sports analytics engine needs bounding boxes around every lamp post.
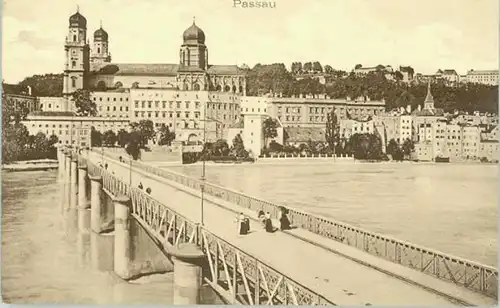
[101,118,105,165]
[199,96,208,226]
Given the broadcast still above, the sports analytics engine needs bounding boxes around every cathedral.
[62,9,247,97]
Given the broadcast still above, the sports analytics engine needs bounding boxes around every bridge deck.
[91,152,496,306]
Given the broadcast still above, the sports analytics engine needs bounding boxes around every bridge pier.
[70,158,78,209]
[171,243,205,305]
[78,165,90,233]
[89,175,103,234]
[113,195,132,280]
[64,153,72,211]
[57,147,65,181]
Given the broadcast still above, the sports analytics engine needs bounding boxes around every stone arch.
[96,80,106,91]
[216,84,222,91]
[224,85,230,92]
[183,83,189,91]
[232,85,237,93]
[193,83,201,91]
[115,81,123,88]
[132,82,139,89]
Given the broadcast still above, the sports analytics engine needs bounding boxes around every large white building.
[466,69,499,85]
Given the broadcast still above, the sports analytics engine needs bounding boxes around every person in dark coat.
[264,212,274,233]
[258,210,266,228]
[280,210,291,230]
[138,182,144,190]
[146,187,152,195]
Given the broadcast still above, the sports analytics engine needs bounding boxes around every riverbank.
[2,159,58,172]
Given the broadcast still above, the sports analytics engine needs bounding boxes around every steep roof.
[90,63,180,76]
[90,63,245,76]
[207,65,245,75]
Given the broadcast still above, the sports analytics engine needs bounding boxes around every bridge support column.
[171,243,205,305]
[78,165,90,233]
[90,175,103,233]
[113,195,132,280]
[57,148,65,181]
[70,158,78,209]
[64,153,72,210]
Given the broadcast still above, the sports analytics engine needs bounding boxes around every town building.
[267,94,385,128]
[129,89,241,143]
[479,140,500,162]
[435,69,460,84]
[2,84,38,113]
[22,113,129,148]
[466,69,499,85]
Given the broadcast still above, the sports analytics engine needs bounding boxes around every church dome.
[183,21,205,44]
[94,27,108,41]
[69,11,87,29]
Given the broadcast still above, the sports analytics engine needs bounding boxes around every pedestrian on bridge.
[264,212,274,233]
[146,187,152,195]
[235,213,249,235]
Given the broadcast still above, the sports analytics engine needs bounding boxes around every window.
[71,77,76,88]
[135,101,139,108]
[71,61,76,68]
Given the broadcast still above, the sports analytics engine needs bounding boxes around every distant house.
[435,69,460,84]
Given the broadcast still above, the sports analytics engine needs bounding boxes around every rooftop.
[90,63,245,76]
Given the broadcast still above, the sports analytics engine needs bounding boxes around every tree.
[350,133,384,160]
[303,62,312,72]
[90,127,102,147]
[402,138,415,159]
[325,108,340,149]
[157,124,176,146]
[394,71,404,81]
[387,139,403,161]
[72,89,97,116]
[102,130,117,147]
[324,65,334,74]
[130,120,155,147]
[213,139,230,156]
[125,131,141,160]
[355,64,363,69]
[231,133,248,158]
[262,117,278,147]
[291,62,303,74]
[18,73,63,97]
[2,90,29,128]
[312,61,323,73]
[117,129,130,148]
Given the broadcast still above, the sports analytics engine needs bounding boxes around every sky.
[2,0,499,83]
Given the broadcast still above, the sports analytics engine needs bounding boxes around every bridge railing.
[82,154,334,306]
[90,148,498,298]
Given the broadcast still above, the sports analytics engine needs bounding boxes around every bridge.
[57,147,498,306]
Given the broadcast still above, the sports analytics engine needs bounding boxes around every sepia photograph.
[1,0,498,305]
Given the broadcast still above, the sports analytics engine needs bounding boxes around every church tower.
[179,18,208,70]
[63,8,90,98]
[91,21,111,64]
[423,80,435,111]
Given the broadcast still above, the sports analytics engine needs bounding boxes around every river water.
[169,162,498,267]
[2,170,181,304]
